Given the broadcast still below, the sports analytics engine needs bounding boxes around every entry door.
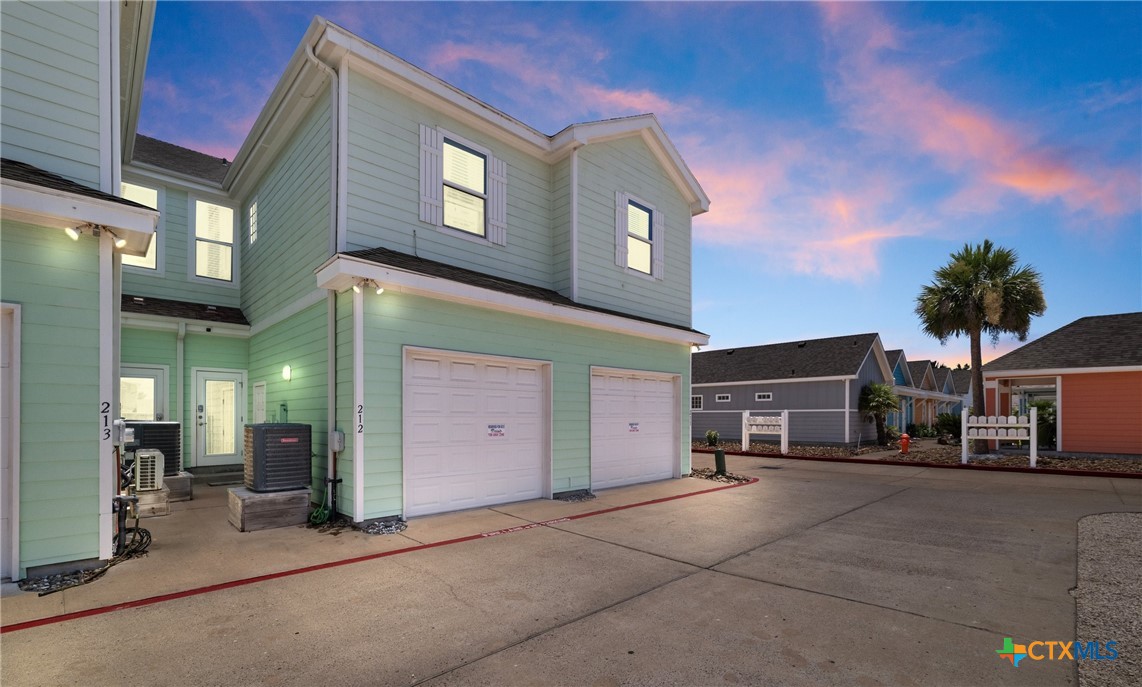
[120,365,167,421]
[193,369,246,467]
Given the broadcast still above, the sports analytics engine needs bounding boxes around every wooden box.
[228,487,311,532]
[137,485,170,518]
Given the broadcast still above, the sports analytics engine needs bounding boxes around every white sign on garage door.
[591,368,678,490]
[403,349,549,517]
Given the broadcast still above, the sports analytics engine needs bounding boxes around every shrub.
[907,423,938,438]
[935,413,961,439]
[886,425,902,442]
[705,429,719,447]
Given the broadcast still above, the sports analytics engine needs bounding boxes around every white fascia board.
[315,255,707,346]
[984,366,1142,378]
[550,117,710,215]
[122,312,250,338]
[692,375,855,388]
[893,386,962,403]
[869,336,893,381]
[119,0,155,162]
[1,179,157,254]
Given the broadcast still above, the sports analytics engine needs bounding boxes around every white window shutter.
[419,124,443,226]
[614,191,629,268]
[487,154,508,246]
[652,208,665,279]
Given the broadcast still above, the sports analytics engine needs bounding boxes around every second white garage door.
[590,368,678,490]
[403,349,549,517]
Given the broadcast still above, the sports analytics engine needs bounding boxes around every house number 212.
[357,404,364,434]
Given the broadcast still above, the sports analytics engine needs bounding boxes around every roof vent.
[727,349,735,355]
[791,369,796,376]
[206,305,217,311]
[132,297,144,302]
[797,342,807,348]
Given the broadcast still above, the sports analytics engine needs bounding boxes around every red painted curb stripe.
[693,448,1142,479]
[1,477,758,634]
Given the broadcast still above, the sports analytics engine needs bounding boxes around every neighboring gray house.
[691,333,892,446]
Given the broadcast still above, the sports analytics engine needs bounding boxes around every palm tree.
[915,240,1046,451]
[859,383,900,445]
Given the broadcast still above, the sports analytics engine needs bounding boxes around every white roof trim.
[121,312,250,338]
[315,254,707,346]
[227,18,708,214]
[984,366,1142,377]
[1,178,157,255]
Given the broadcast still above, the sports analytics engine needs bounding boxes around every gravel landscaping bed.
[688,467,752,484]
[693,441,1142,474]
[1075,513,1141,687]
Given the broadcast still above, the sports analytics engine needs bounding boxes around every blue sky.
[139,1,1142,367]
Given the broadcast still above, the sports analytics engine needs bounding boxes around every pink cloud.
[820,3,1140,219]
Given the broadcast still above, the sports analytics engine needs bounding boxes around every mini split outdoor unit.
[244,424,312,492]
[133,449,165,492]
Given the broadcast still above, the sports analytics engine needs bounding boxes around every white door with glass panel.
[120,365,167,421]
[193,369,245,467]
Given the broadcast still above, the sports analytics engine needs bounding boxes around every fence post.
[781,409,789,455]
[1029,406,1038,468]
[961,409,968,464]
[741,411,748,451]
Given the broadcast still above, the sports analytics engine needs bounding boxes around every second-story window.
[442,139,486,237]
[120,182,160,270]
[614,191,664,279]
[193,199,235,282]
[248,199,258,244]
[419,124,507,245]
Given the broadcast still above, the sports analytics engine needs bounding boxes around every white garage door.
[403,350,548,517]
[591,369,678,490]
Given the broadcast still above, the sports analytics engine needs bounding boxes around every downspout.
[326,291,337,513]
[569,144,581,301]
[177,322,185,467]
[303,43,340,257]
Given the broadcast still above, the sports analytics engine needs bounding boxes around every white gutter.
[692,375,856,387]
[983,366,1142,377]
[326,291,337,511]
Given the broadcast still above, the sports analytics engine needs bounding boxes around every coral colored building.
[981,313,1142,456]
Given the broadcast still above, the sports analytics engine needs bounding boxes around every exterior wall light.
[282,364,292,381]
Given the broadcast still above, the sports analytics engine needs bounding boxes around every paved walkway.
[2,454,1139,686]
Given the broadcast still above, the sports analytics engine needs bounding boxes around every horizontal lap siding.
[345,70,554,289]
[551,157,571,296]
[0,1,100,187]
[248,301,329,491]
[1,221,101,571]
[576,137,691,328]
[692,380,845,411]
[1062,372,1142,455]
[241,96,332,323]
[692,410,847,444]
[356,291,689,519]
[122,188,241,307]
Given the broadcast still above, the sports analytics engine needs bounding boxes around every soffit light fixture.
[352,279,384,295]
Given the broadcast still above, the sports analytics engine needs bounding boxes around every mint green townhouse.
[1,9,709,578]
[1,0,158,579]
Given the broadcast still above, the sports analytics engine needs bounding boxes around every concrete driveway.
[2,454,1138,686]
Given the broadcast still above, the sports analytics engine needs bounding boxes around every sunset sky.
[139,1,1142,367]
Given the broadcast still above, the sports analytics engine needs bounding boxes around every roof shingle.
[132,135,230,184]
[122,294,248,326]
[982,313,1142,371]
[691,333,880,384]
[2,158,152,211]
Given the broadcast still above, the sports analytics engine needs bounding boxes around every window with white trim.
[419,125,507,245]
[192,199,235,282]
[248,199,258,244]
[715,394,731,403]
[755,392,773,401]
[615,191,664,278]
[120,182,160,270]
[691,395,703,410]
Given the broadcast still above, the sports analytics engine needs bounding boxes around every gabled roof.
[122,294,249,326]
[884,349,913,386]
[907,360,935,390]
[132,135,230,184]
[692,333,883,384]
[982,313,1142,372]
[934,367,953,393]
[228,18,708,212]
[951,369,973,395]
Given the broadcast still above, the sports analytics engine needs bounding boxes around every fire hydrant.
[900,433,911,454]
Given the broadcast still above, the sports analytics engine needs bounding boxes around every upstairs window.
[193,199,235,282]
[120,182,160,270]
[614,191,664,279]
[715,394,731,403]
[691,395,703,410]
[755,392,773,402]
[419,125,507,245]
[443,139,486,237]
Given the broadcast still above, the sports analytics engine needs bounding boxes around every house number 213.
[100,401,112,441]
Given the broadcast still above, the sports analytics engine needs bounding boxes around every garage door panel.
[405,350,548,517]
[591,370,677,491]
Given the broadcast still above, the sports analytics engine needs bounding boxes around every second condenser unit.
[244,423,312,492]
